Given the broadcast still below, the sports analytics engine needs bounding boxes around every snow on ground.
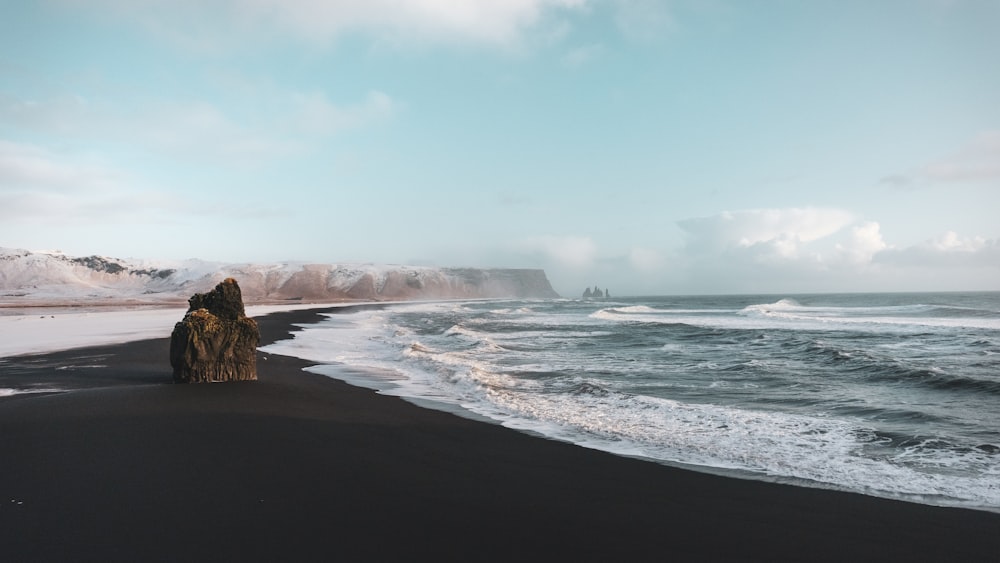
[0,303,351,358]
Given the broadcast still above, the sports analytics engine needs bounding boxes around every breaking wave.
[262,292,1000,511]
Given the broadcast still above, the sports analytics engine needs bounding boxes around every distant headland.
[0,247,560,306]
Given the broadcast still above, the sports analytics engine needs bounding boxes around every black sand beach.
[1,308,998,562]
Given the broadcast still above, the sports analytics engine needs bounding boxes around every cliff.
[0,248,559,305]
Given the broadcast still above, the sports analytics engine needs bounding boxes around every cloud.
[138,101,297,162]
[929,231,988,252]
[876,231,1000,269]
[614,0,676,43]
[836,221,888,264]
[520,235,597,268]
[678,207,854,260]
[0,139,121,192]
[674,207,999,292]
[0,139,171,224]
[61,0,589,50]
[0,92,91,136]
[883,130,1000,187]
[0,138,288,228]
[2,93,287,162]
[677,209,903,272]
[676,208,870,291]
[921,130,1000,183]
[1,87,393,165]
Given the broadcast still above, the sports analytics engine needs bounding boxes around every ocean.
[262,292,1000,511]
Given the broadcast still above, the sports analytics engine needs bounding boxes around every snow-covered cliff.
[0,248,559,305]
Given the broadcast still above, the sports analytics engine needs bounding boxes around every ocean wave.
[599,305,739,316]
[593,303,961,332]
[489,307,535,315]
[609,305,660,314]
[442,324,507,353]
[0,387,63,397]
[794,340,1000,397]
[406,342,437,355]
[589,308,695,326]
[738,299,1000,330]
[483,383,1000,508]
[902,370,1000,396]
[262,294,1000,511]
[760,307,1000,331]
[924,304,1000,319]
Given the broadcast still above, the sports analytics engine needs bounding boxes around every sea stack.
[169,278,259,383]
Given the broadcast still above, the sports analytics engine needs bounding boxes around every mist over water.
[263,292,1000,511]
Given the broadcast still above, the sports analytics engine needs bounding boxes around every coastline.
[1,307,998,561]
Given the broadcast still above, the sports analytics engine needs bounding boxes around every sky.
[1,0,998,296]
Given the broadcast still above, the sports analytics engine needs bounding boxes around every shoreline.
[2,307,999,560]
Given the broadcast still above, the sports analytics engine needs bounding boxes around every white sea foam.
[609,305,659,313]
[268,308,1000,507]
[486,386,1000,507]
[489,307,534,315]
[261,296,1000,510]
[590,301,1000,332]
[0,388,63,397]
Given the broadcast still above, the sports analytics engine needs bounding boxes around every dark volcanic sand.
[1,308,998,562]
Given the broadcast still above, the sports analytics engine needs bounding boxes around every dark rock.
[169,278,259,383]
[133,268,176,279]
[72,255,126,274]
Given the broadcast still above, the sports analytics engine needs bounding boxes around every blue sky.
[2,0,998,296]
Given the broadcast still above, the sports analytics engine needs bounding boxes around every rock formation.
[169,278,259,383]
[582,286,609,299]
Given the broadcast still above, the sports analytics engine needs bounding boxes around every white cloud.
[676,208,868,291]
[876,232,1000,269]
[60,0,589,50]
[678,207,854,260]
[929,231,987,252]
[836,221,888,264]
[674,207,999,292]
[520,235,597,268]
